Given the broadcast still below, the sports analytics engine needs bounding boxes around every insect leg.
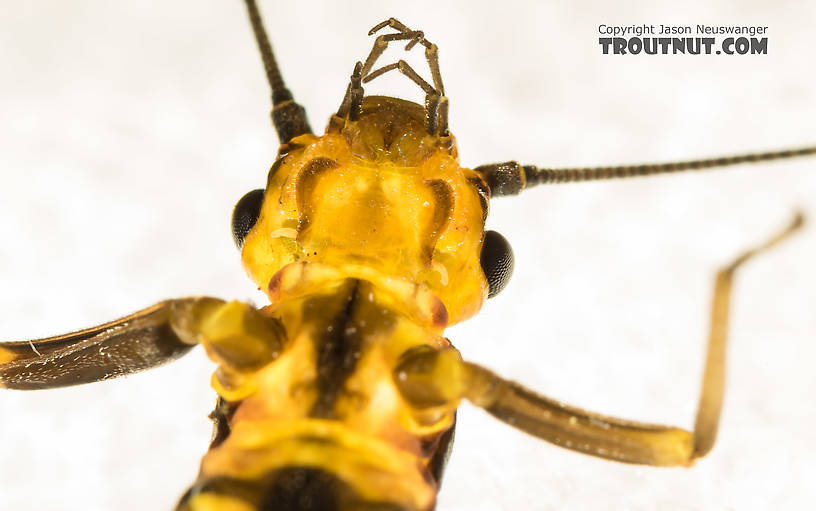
[0,297,286,391]
[363,60,434,94]
[364,18,445,95]
[362,60,445,135]
[336,29,434,122]
[360,30,426,78]
[336,62,365,121]
[354,18,448,135]
[243,0,312,144]
[459,213,804,465]
[0,297,221,390]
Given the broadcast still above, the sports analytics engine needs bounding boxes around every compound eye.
[480,230,514,298]
[231,189,265,249]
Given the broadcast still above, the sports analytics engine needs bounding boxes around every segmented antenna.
[477,146,816,196]
[243,0,312,144]
[526,147,816,186]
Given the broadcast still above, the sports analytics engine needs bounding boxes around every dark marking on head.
[267,267,286,302]
[266,158,285,189]
[430,297,449,330]
[466,174,490,223]
[277,140,305,159]
[296,158,340,232]
[422,179,454,262]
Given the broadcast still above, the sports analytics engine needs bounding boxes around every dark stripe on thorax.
[307,279,362,418]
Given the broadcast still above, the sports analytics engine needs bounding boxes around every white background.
[1,1,814,510]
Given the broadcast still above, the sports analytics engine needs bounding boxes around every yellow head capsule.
[241,96,489,326]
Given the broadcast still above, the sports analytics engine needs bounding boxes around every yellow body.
[182,97,488,510]
[242,96,488,325]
